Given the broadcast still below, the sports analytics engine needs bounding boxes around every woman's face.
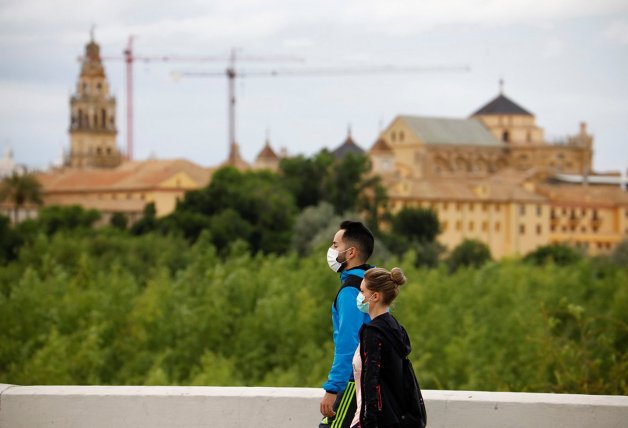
[359,279,377,303]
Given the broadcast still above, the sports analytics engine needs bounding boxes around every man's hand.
[320,391,337,417]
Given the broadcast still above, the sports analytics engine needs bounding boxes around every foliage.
[110,212,128,230]
[278,150,381,218]
[446,239,492,272]
[0,214,21,263]
[380,208,443,267]
[0,172,43,223]
[291,202,340,256]
[610,239,628,267]
[171,166,297,254]
[278,151,334,210]
[524,243,583,266]
[35,205,101,235]
[391,207,440,243]
[0,230,626,395]
[130,203,157,235]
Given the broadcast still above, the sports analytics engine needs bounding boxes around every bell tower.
[67,32,122,168]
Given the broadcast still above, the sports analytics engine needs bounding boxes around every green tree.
[130,203,157,235]
[110,212,128,230]
[37,205,101,235]
[0,214,21,262]
[175,166,297,254]
[278,151,334,210]
[325,153,372,214]
[447,238,492,271]
[291,202,338,255]
[610,239,628,267]
[524,243,583,266]
[0,171,43,224]
[391,207,440,243]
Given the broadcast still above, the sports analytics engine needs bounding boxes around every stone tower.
[67,34,122,168]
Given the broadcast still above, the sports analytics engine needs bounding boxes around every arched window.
[101,109,107,129]
[502,130,510,142]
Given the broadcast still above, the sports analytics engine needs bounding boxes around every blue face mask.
[356,292,372,313]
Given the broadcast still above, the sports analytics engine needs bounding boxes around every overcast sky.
[1,0,627,172]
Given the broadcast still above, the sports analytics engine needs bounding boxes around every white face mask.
[326,247,351,272]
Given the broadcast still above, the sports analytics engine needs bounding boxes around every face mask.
[356,292,372,313]
[326,247,352,273]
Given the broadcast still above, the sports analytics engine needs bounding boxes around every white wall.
[1,384,627,428]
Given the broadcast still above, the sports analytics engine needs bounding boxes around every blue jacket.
[323,265,372,393]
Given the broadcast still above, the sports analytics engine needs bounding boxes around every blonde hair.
[364,267,407,305]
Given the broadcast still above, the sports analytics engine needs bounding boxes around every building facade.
[371,91,626,257]
[67,35,122,169]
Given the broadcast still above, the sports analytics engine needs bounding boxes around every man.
[320,220,375,428]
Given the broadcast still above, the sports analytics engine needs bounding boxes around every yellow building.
[371,90,627,257]
[37,159,213,222]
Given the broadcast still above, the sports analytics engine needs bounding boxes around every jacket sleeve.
[360,326,383,428]
[323,287,363,393]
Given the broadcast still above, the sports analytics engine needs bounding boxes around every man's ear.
[348,246,358,260]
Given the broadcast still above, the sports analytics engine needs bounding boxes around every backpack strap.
[333,275,362,310]
[332,264,372,310]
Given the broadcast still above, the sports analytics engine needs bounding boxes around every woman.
[350,267,411,428]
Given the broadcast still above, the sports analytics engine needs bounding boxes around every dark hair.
[364,267,407,305]
[339,220,374,262]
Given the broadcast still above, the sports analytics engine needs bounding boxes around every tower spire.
[499,78,504,95]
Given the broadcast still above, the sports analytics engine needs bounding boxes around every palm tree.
[0,172,43,224]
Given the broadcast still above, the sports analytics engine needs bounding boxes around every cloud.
[604,20,628,44]
[542,39,564,58]
[0,80,66,115]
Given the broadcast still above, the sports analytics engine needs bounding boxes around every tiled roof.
[37,159,213,192]
[536,182,628,207]
[471,94,533,116]
[398,116,502,147]
[255,141,279,161]
[332,136,365,159]
[387,175,547,203]
[369,138,393,153]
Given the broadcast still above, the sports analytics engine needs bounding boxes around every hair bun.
[390,267,406,286]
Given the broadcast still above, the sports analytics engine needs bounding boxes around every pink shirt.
[350,345,362,427]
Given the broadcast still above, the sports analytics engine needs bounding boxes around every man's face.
[331,229,355,264]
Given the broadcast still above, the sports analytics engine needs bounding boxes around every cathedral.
[30,35,627,257]
[368,89,626,258]
[66,33,123,168]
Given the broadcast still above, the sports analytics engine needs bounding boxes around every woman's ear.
[372,291,381,303]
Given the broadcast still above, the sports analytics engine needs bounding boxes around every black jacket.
[359,312,412,428]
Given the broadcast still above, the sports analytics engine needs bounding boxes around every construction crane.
[174,54,470,162]
[93,38,300,161]
[96,36,242,161]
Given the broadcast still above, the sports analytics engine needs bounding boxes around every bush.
[447,239,492,272]
[611,239,628,267]
[110,212,128,230]
[524,244,582,266]
[391,208,440,243]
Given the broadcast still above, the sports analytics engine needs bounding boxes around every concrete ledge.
[1,383,627,428]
